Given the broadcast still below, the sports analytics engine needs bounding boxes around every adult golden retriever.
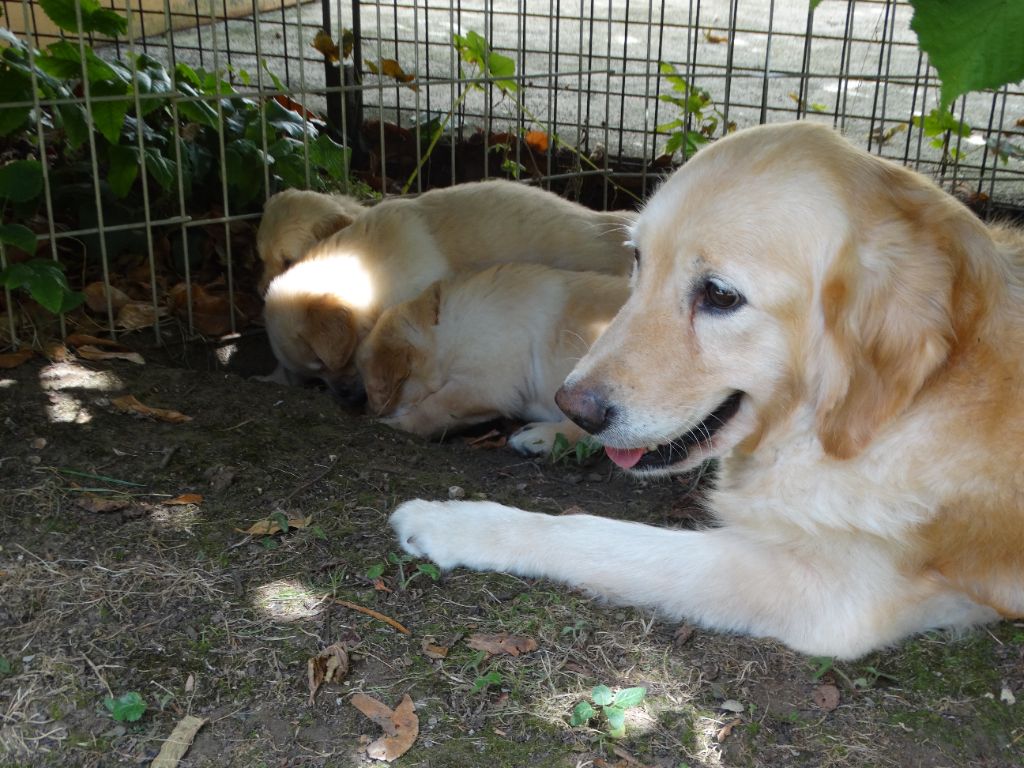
[262,180,635,401]
[389,121,1024,658]
[356,263,628,449]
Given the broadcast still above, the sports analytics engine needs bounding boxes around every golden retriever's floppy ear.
[304,295,358,373]
[311,212,356,242]
[363,339,413,416]
[814,162,990,459]
[406,281,443,327]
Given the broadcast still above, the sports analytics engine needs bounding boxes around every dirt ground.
[1,336,1022,768]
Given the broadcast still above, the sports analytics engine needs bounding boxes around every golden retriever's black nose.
[556,384,610,434]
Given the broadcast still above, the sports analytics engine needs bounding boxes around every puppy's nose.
[328,377,367,408]
[555,384,611,434]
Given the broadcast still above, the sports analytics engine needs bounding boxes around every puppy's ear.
[366,343,412,416]
[814,163,989,459]
[311,212,356,242]
[304,295,358,373]
[407,281,443,326]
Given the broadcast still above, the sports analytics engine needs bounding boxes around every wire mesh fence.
[1,0,1022,348]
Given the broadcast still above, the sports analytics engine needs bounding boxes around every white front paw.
[389,499,468,569]
[508,422,561,457]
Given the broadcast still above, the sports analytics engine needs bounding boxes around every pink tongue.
[605,446,646,469]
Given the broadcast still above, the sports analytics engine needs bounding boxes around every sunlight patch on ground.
[37,363,124,424]
[253,579,327,622]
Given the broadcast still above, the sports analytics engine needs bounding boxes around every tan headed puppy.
[356,263,629,451]
[391,122,1024,658]
[256,189,365,295]
[263,180,635,400]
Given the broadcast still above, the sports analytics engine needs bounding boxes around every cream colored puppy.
[390,122,1024,658]
[256,189,365,295]
[356,263,629,451]
[264,180,636,401]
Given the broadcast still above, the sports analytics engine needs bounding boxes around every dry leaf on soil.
[235,514,312,536]
[366,58,418,90]
[66,333,123,348]
[420,638,449,660]
[75,494,133,514]
[307,642,351,706]
[112,394,192,423]
[716,717,742,743]
[76,345,146,365]
[312,29,341,62]
[351,693,418,762]
[812,683,841,712]
[0,349,34,369]
[466,632,538,657]
[164,493,203,506]
[83,282,131,313]
[463,429,507,449]
[117,301,167,330]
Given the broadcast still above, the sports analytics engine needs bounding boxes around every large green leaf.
[453,31,517,93]
[89,79,131,145]
[910,0,1024,111]
[0,159,44,203]
[106,144,139,198]
[223,139,267,205]
[38,0,127,37]
[309,133,350,181]
[0,224,38,254]
[0,259,83,314]
[57,103,89,149]
[0,73,32,136]
[132,54,173,116]
[37,40,129,84]
[143,147,176,191]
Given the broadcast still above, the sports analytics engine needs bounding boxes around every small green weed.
[550,433,602,465]
[569,684,647,738]
[103,691,147,722]
[365,552,441,590]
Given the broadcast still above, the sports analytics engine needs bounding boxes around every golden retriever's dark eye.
[633,248,641,268]
[701,278,745,312]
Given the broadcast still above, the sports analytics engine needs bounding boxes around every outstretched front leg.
[389,499,996,658]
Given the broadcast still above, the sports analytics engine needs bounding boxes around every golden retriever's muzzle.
[554,384,612,434]
[327,375,367,407]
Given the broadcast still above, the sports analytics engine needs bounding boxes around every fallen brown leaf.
[117,301,167,330]
[716,717,742,743]
[812,683,841,712]
[420,638,449,660]
[164,493,203,506]
[673,624,696,646]
[466,632,538,657]
[704,30,729,43]
[524,130,549,153]
[366,58,418,90]
[0,349,33,369]
[235,514,312,536]
[76,346,146,365]
[307,642,351,706]
[463,429,507,449]
[83,282,131,313]
[351,693,418,762]
[66,333,122,348]
[43,343,72,362]
[76,494,132,514]
[111,394,192,423]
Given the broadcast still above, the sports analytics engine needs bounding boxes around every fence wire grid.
[1,0,1022,346]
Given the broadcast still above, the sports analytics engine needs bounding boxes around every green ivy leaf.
[57,103,89,149]
[143,147,176,191]
[90,79,131,145]
[0,74,32,136]
[453,31,517,93]
[603,704,626,738]
[0,159,43,202]
[0,259,83,314]
[38,0,127,36]
[106,144,139,198]
[612,686,647,709]
[366,563,386,579]
[591,684,613,706]
[309,133,350,181]
[132,54,173,117]
[103,691,146,723]
[37,41,128,83]
[223,139,267,205]
[0,223,38,254]
[569,700,596,726]
[909,0,1024,112]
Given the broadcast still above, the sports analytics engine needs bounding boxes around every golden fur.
[263,180,635,398]
[356,263,628,450]
[256,189,365,295]
[390,122,1024,658]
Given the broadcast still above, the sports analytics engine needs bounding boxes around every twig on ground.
[334,599,411,635]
